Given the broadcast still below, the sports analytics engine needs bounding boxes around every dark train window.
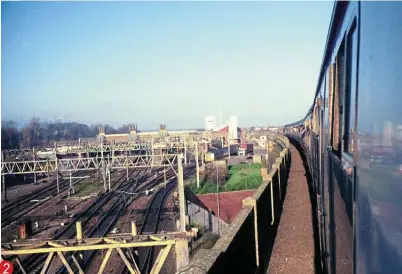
[332,41,346,157]
[343,21,357,156]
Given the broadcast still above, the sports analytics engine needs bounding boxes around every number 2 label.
[0,261,13,274]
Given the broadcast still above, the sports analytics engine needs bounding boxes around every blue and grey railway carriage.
[285,1,402,273]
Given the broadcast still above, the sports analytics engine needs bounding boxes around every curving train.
[285,1,402,273]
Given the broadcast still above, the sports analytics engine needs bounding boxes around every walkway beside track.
[267,143,319,274]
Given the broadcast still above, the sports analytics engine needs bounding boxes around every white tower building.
[229,116,238,139]
[205,116,216,131]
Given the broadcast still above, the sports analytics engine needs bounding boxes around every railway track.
[54,167,176,274]
[14,168,142,274]
[79,168,181,273]
[12,164,195,274]
[138,182,177,274]
[66,166,193,273]
[1,171,81,211]
[125,166,195,274]
[1,170,96,229]
[57,176,149,274]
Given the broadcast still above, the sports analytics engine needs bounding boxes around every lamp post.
[216,164,221,235]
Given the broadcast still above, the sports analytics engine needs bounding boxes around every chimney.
[129,124,137,134]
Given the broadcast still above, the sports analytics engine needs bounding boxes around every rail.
[137,181,177,274]
[12,169,142,274]
[1,170,97,229]
[3,166,191,274]
[132,167,195,274]
[177,134,291,274]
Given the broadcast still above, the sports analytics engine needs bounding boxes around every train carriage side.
[287,1,402,274]
[354,1,402,274]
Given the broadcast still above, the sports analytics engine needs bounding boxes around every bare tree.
[21,117,42,148]
[1,120,21,149]
[205,162,227,186]
[1,117,125,149]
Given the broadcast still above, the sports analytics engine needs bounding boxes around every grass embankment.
[185,163,262,194]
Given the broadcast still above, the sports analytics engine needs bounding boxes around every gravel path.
[267,144,317,274]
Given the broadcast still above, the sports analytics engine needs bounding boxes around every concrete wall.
[178,134,290,274]
[187,202,229,235]
[184,187,229,235]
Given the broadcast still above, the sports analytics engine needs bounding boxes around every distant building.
[100,133,131,142]
[212,122,241,144]
[229,116,238,139]
[205,116,216,131]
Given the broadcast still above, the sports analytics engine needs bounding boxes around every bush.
[199,180,226,194]
[204,164,227,186]
[185,180,225,195]
[190,221,206,234]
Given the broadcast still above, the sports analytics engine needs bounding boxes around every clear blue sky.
[1,1,334,129]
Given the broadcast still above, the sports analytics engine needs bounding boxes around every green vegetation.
[189,221,206,234]
[226,163,262,191]
[185,163,262,194]
[186,178,226,195]
[73,179,103,197]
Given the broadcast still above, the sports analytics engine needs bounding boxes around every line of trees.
[1,117,137,150]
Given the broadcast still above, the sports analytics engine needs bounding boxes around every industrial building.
[205,116,216,131]
[204,116,241,144]
[96,125,198,143]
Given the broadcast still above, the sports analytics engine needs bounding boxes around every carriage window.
[313,96,321,134]
[328,64,335,145]
[314,104,319,134]
[332,41,346,157]
[343,22,357,156]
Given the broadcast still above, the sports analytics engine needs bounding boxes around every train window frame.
[342,18,358,161]
[332,39,346,158]
[331,16,358,162]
